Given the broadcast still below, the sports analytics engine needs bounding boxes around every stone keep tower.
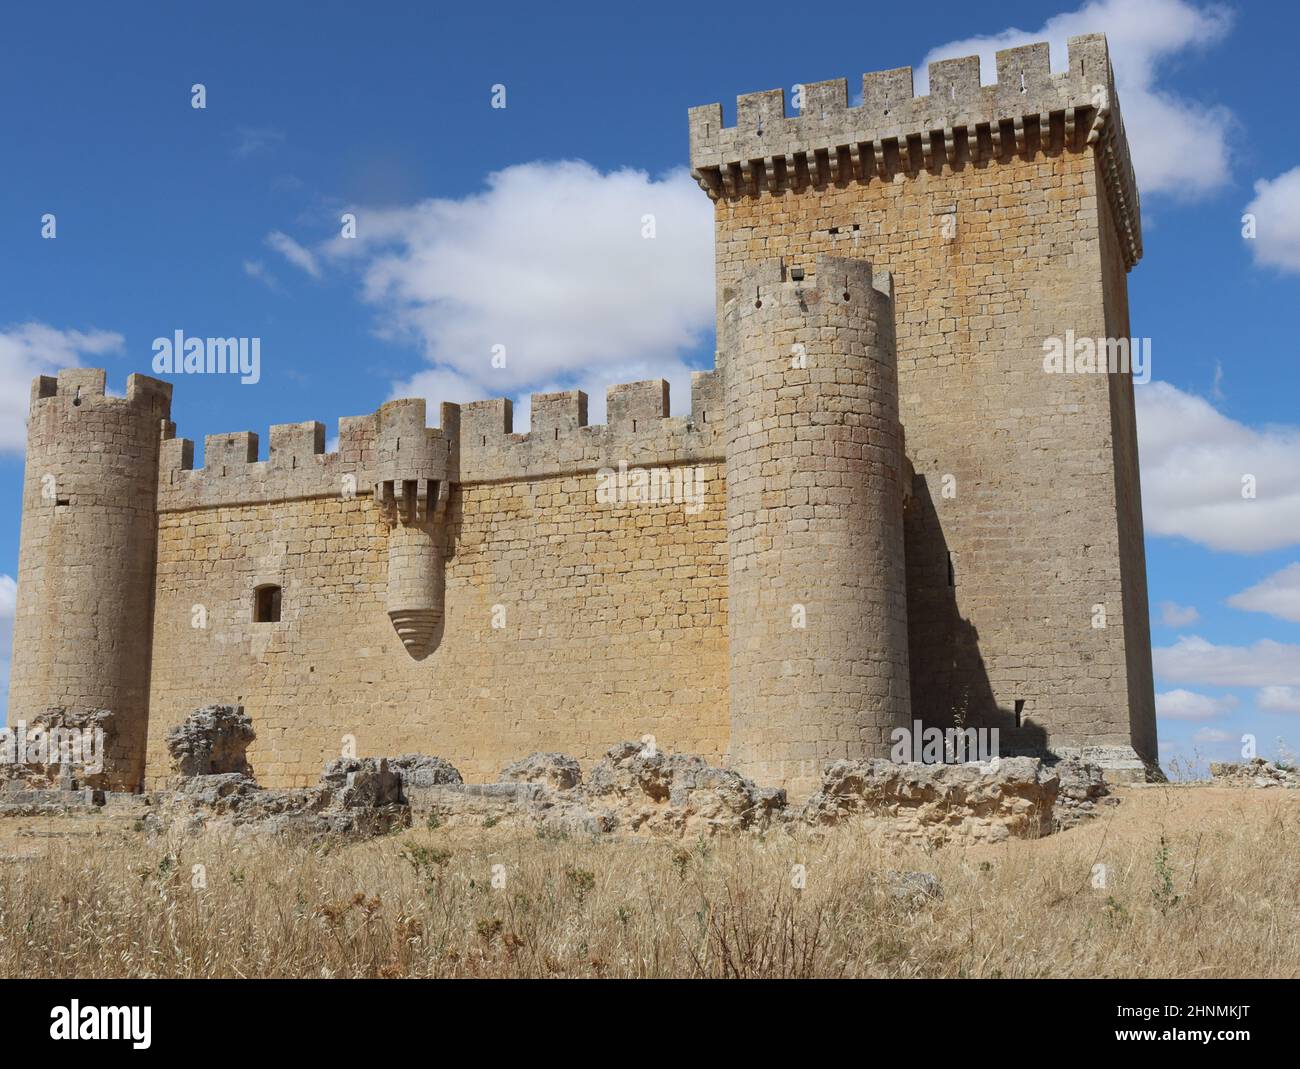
[694,34,1158,777]
[8,369,172,790]
[725,255,909,794]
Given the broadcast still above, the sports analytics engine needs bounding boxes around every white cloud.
[232,126,284,159]
[0,323,125,454]
[1155,687,1239,720]
[1192,727,1232,744]
[303,160,714,423]
[1243,167,1300,273]
[1227,563,1300,623]
[1154,636,1300,687]
[1136,381,1300,553]
[243,259,281,292]
[919,0,1235,199]
[266,231,321,279]
[1158,600,1200,627]
[1257,685,1300,715]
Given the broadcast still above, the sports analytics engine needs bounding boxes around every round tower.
[7,369,172,791]
[724,254,910,798]
[375,399,451,659]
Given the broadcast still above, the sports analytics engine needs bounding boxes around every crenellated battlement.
[454,373,723,483]
[689,33,1140,268]
[154,371,726,512]
[29,368,173,418]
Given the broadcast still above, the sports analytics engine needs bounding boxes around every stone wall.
[144,462,730,789]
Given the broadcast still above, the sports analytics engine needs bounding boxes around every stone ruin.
[0,703,1120,844]
[0,707,118,811]
[399,741,1102,845]
[164,704,256,780]
[1209,759,1300,789]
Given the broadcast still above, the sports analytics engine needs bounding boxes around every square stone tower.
[691,34,1157,778]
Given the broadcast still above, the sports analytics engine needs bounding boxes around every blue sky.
[2,0,1299,774]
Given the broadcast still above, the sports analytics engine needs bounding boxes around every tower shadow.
[904,472,1048,758]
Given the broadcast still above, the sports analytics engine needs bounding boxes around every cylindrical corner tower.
[7,369,172,790]
[724,254,910,798]
[375,399,451,660]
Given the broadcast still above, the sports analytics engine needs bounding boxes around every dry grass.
[0,785,1296,978]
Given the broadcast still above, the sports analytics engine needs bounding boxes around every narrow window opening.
[1014,699,1026,729]
[254,584,282,623]
[946,551,955,587]
[403,479,417,523]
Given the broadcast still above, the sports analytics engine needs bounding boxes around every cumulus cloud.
[1158,601,1200,627]
[0,323,125,454]
[266,231,321,279]
[1155,687,1239,720]
[1227,563,1300,623]
[1256,685,1300,715]
[1192,727,1232,745]
[1154,636,1300,687]
[289,160,714,424]
[1136,381,1300,553]
[919,0,1235,199]
[1244,167,1300,273]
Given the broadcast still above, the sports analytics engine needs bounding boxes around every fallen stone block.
[165,705,255,781]
[800,757,1057,844]
[501,752,582,790]
[885,870,943,906]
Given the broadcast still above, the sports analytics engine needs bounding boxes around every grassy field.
[0,784,1296,978]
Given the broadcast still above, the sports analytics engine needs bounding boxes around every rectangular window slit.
[255,584,282,624]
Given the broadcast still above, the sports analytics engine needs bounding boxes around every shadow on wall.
[904,472,1048,757]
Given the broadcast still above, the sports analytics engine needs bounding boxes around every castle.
[6,33,1157,796]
